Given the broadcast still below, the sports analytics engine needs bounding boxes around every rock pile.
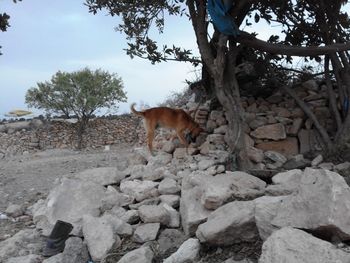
[241,80,334,169]
[1,145,350,262]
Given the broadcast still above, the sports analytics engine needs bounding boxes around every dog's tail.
[130,103,145,117]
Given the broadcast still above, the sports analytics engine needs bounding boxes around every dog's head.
[186,125,204,143]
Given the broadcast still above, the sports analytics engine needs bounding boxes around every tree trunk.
[213,71,249,170]
[212,37,249,170]
[76,116,89,149]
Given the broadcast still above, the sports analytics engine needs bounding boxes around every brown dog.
[131,103,203,153]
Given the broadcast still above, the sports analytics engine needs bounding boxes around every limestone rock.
[196,201,258,245]
[180,176,211,236]
[133,223,160,243]
[159,178,180,195]
[70,167,128,186]
[256,137,298,157]
[5,254,41,263]
[5,203,24,217]
[32,178,106,235]
[272,168,350,241]
[157,229,187,257]
[117,246,154,263]
[120,180,159,202]
[138,205,170,226]
[250,123,286,141]
[82,214,122,261]
[163,238,201,263]
[246,146,264,163]
[61,237,89,263]
[254,196,288,240]
[259,227,350,263]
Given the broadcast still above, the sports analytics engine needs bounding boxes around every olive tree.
[0,0,21,55]
[85,0,350,168]
[26,68,127,148]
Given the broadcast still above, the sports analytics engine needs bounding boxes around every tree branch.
[237,31,350,56]
[280,85,333,149]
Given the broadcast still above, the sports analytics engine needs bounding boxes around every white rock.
[264,151,287,164]
[70,167,128,186]
[159,178,180,195]
[61,236,89,263]
[5,203,24,217]
[133,223,160,243]
[5,254,41,263]
[259,227,350,263]
[138,205,170,226]
[311,154,323,167]
[101,186,134,211]
[82,215,121,262]
[162,203,180,228]
[196,201,258,245]
[32,178,106,235]
[254,196,288,240]
[271,168,350,241]
[163,238,201,263]
[42,253,63,263]
[147,152,173,167]
[120,180,159,202]
[160,195,180,208]
[186,171,266,210]
[0,229,41,262]
[117,246,154,263]
[180,175,211,236]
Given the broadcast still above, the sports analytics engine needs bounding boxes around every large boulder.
[0,229,42,262]
[271,168,350,241]
[69,167,128,186]
[196,201,259,245]
[259,227,350,263]
[180,174,211,236]
[186,171,266,210]
[32,178,107,235]
[254,196,288,241]
[82,214,123,262]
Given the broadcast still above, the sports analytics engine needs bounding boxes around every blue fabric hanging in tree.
[207,0,239,37]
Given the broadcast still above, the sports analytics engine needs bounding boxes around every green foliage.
[0,0,21,55]
[85,0,199,64]
[25,68,127,119]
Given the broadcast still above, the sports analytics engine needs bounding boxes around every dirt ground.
[0,143,135,240]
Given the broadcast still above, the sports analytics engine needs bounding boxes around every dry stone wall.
[0,115,144,157]
[0,79,339,165]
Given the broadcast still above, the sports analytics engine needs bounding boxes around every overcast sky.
[0,0,198,117]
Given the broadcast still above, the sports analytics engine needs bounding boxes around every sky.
[0,0,198,117]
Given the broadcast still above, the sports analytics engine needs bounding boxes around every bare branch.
[237,31,350,56]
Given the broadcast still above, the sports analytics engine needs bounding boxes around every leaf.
[254,13,260,23]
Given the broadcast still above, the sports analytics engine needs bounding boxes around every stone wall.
[0,79,339,165]
[0,115,144,157]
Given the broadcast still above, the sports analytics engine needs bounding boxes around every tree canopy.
[0,0,21,55]
[85,0,350,63]
[26,68,127,118]
[26,68,127,148]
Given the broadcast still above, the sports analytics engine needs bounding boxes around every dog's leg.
[145,120,156,155]
[176,129,189,154]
